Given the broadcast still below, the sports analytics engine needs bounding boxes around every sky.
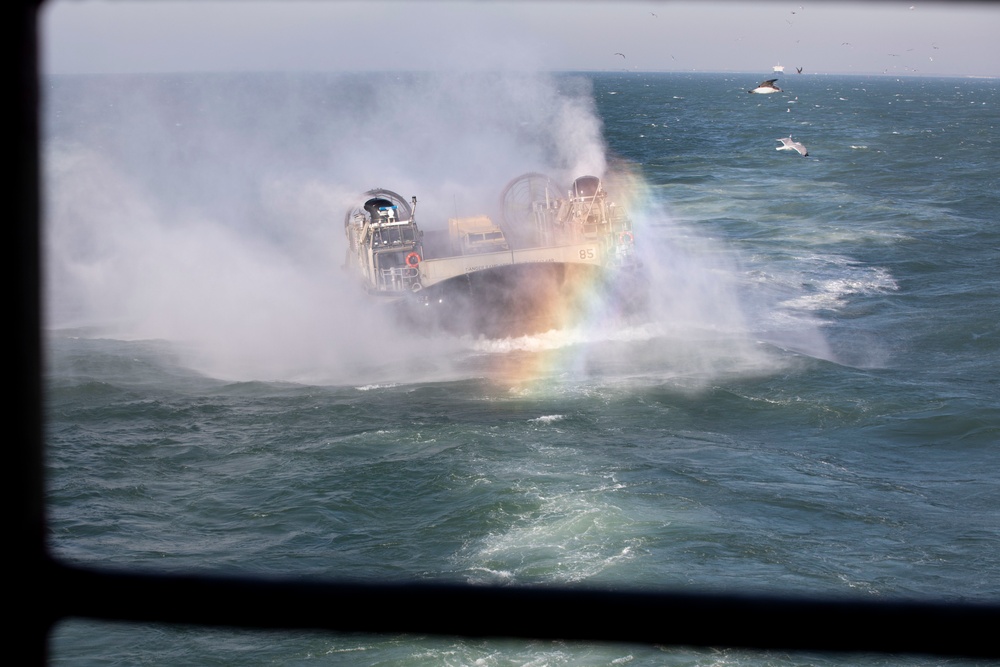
[42,1,999,78]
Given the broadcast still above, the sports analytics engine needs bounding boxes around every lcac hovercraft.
[343,174,644,337]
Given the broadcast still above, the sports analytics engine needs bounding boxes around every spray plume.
[44,71,826,386]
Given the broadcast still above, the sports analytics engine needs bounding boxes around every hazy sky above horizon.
[43,1,999,78]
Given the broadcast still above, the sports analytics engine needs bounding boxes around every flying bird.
[796,66,803,74]
[614,52,626,59]
[749,79,782,94]
[776,136,808,156]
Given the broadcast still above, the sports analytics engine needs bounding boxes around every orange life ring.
[619,231,634,245]
[405,252,421,268]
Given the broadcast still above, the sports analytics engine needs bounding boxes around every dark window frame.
[12,2,998,664]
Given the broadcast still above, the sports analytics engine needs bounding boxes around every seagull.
[776,136,808,156]
[749,79,782,94]
[796,66,803,74]
[614,52,626,59]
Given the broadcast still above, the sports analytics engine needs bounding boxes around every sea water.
[43,72,999,665]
